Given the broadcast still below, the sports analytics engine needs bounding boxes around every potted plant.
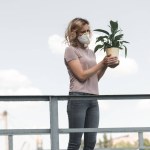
[94,20,129,58]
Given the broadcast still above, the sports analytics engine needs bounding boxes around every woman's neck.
[77,43,88,49]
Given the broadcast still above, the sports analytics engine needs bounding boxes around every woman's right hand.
[102,55,119,67]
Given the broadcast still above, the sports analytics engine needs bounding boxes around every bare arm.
[67,55,118,82]
[97,66,107,81]
[67,59,107,82]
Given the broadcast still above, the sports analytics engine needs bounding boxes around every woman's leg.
[84,100,99,150]
[67,94,88,150]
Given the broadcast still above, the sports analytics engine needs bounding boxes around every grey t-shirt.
[64,46,99,95]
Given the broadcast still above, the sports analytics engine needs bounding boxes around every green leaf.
[109,33,114,40]
[115,34,124,41]
[94,44,104,53]
[122,40,130,43]
[96,36,108,43]
[104,43,112,50]
[118,47,123,49]
[123,45,127,57]
[110,20,118,33]
[113,41,120,47]
[111,30,122,40]
[94,29,109,35]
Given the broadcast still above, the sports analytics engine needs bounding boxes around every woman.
[64,17,119,150]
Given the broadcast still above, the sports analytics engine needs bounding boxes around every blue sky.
[0,0,150,149]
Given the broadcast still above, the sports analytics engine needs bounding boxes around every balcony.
[0,94,150,150]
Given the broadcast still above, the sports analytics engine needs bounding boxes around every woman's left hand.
[108,60,120,68]
[103,55,119,68]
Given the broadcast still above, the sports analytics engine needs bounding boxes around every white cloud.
[48,34,66,54]
[96,54,138,77]
[0,69,42,95]
[0,69,31,89]
[108,57,138,76]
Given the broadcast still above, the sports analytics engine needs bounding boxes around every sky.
[0,0,150,149]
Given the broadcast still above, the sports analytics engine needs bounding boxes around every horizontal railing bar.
[94,148,150,150]
[94,149,136,150]
[0,94,150,101]
[0,129,50,135]
[58,147,150,150]
[141,147,150,149]
[51,94,150,100]
[59,149,136,150]
[1,127,150,136]
[1,127,150,135]
[9,148,150,150]
[59,127,150,133]
[0,96,50,101]
[86,148,136,150]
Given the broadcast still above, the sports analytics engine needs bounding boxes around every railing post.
[8,135,13,150]
[138,132,144,150]
[49,96,59,150]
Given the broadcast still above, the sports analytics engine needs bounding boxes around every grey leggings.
[67,92,99,150]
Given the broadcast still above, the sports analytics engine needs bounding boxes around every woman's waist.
[69,91,97,96]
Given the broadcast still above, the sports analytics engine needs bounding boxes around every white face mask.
[77,33,90,45]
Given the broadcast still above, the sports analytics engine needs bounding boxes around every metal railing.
[0,94,150,150]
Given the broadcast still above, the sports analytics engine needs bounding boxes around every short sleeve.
[90,49,96,58]
[64,47,78,62]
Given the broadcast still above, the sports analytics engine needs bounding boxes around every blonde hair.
[65,18,91,47]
